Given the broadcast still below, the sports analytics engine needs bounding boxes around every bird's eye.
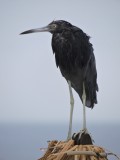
[53,24,57,28]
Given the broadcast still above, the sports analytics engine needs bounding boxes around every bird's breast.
[52,33,80,72]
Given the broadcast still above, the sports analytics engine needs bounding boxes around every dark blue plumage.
[51,20,98,108]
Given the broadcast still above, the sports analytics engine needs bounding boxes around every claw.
[72,130,93,145]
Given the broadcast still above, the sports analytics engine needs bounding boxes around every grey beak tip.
[20,30,33,35]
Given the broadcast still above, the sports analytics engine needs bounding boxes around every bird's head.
[20,20,72,35]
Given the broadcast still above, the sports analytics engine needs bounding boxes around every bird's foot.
[72,129,94,145]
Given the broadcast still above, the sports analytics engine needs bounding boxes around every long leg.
[82,82,86,130]
[67,80,74,140]
[72,82,93,144]
[75,82,87,143]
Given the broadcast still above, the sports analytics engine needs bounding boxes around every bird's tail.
[85,81,98,108]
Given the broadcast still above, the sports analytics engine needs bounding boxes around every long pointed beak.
[20,25,50,35]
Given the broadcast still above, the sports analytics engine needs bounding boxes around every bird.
[20,20,98,143]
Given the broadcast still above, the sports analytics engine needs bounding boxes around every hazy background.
[0,0,120,124]
[0,0,120,160]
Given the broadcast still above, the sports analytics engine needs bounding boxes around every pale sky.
[0,0,120,124]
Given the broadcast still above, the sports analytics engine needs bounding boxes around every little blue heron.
[20,20,98,143]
